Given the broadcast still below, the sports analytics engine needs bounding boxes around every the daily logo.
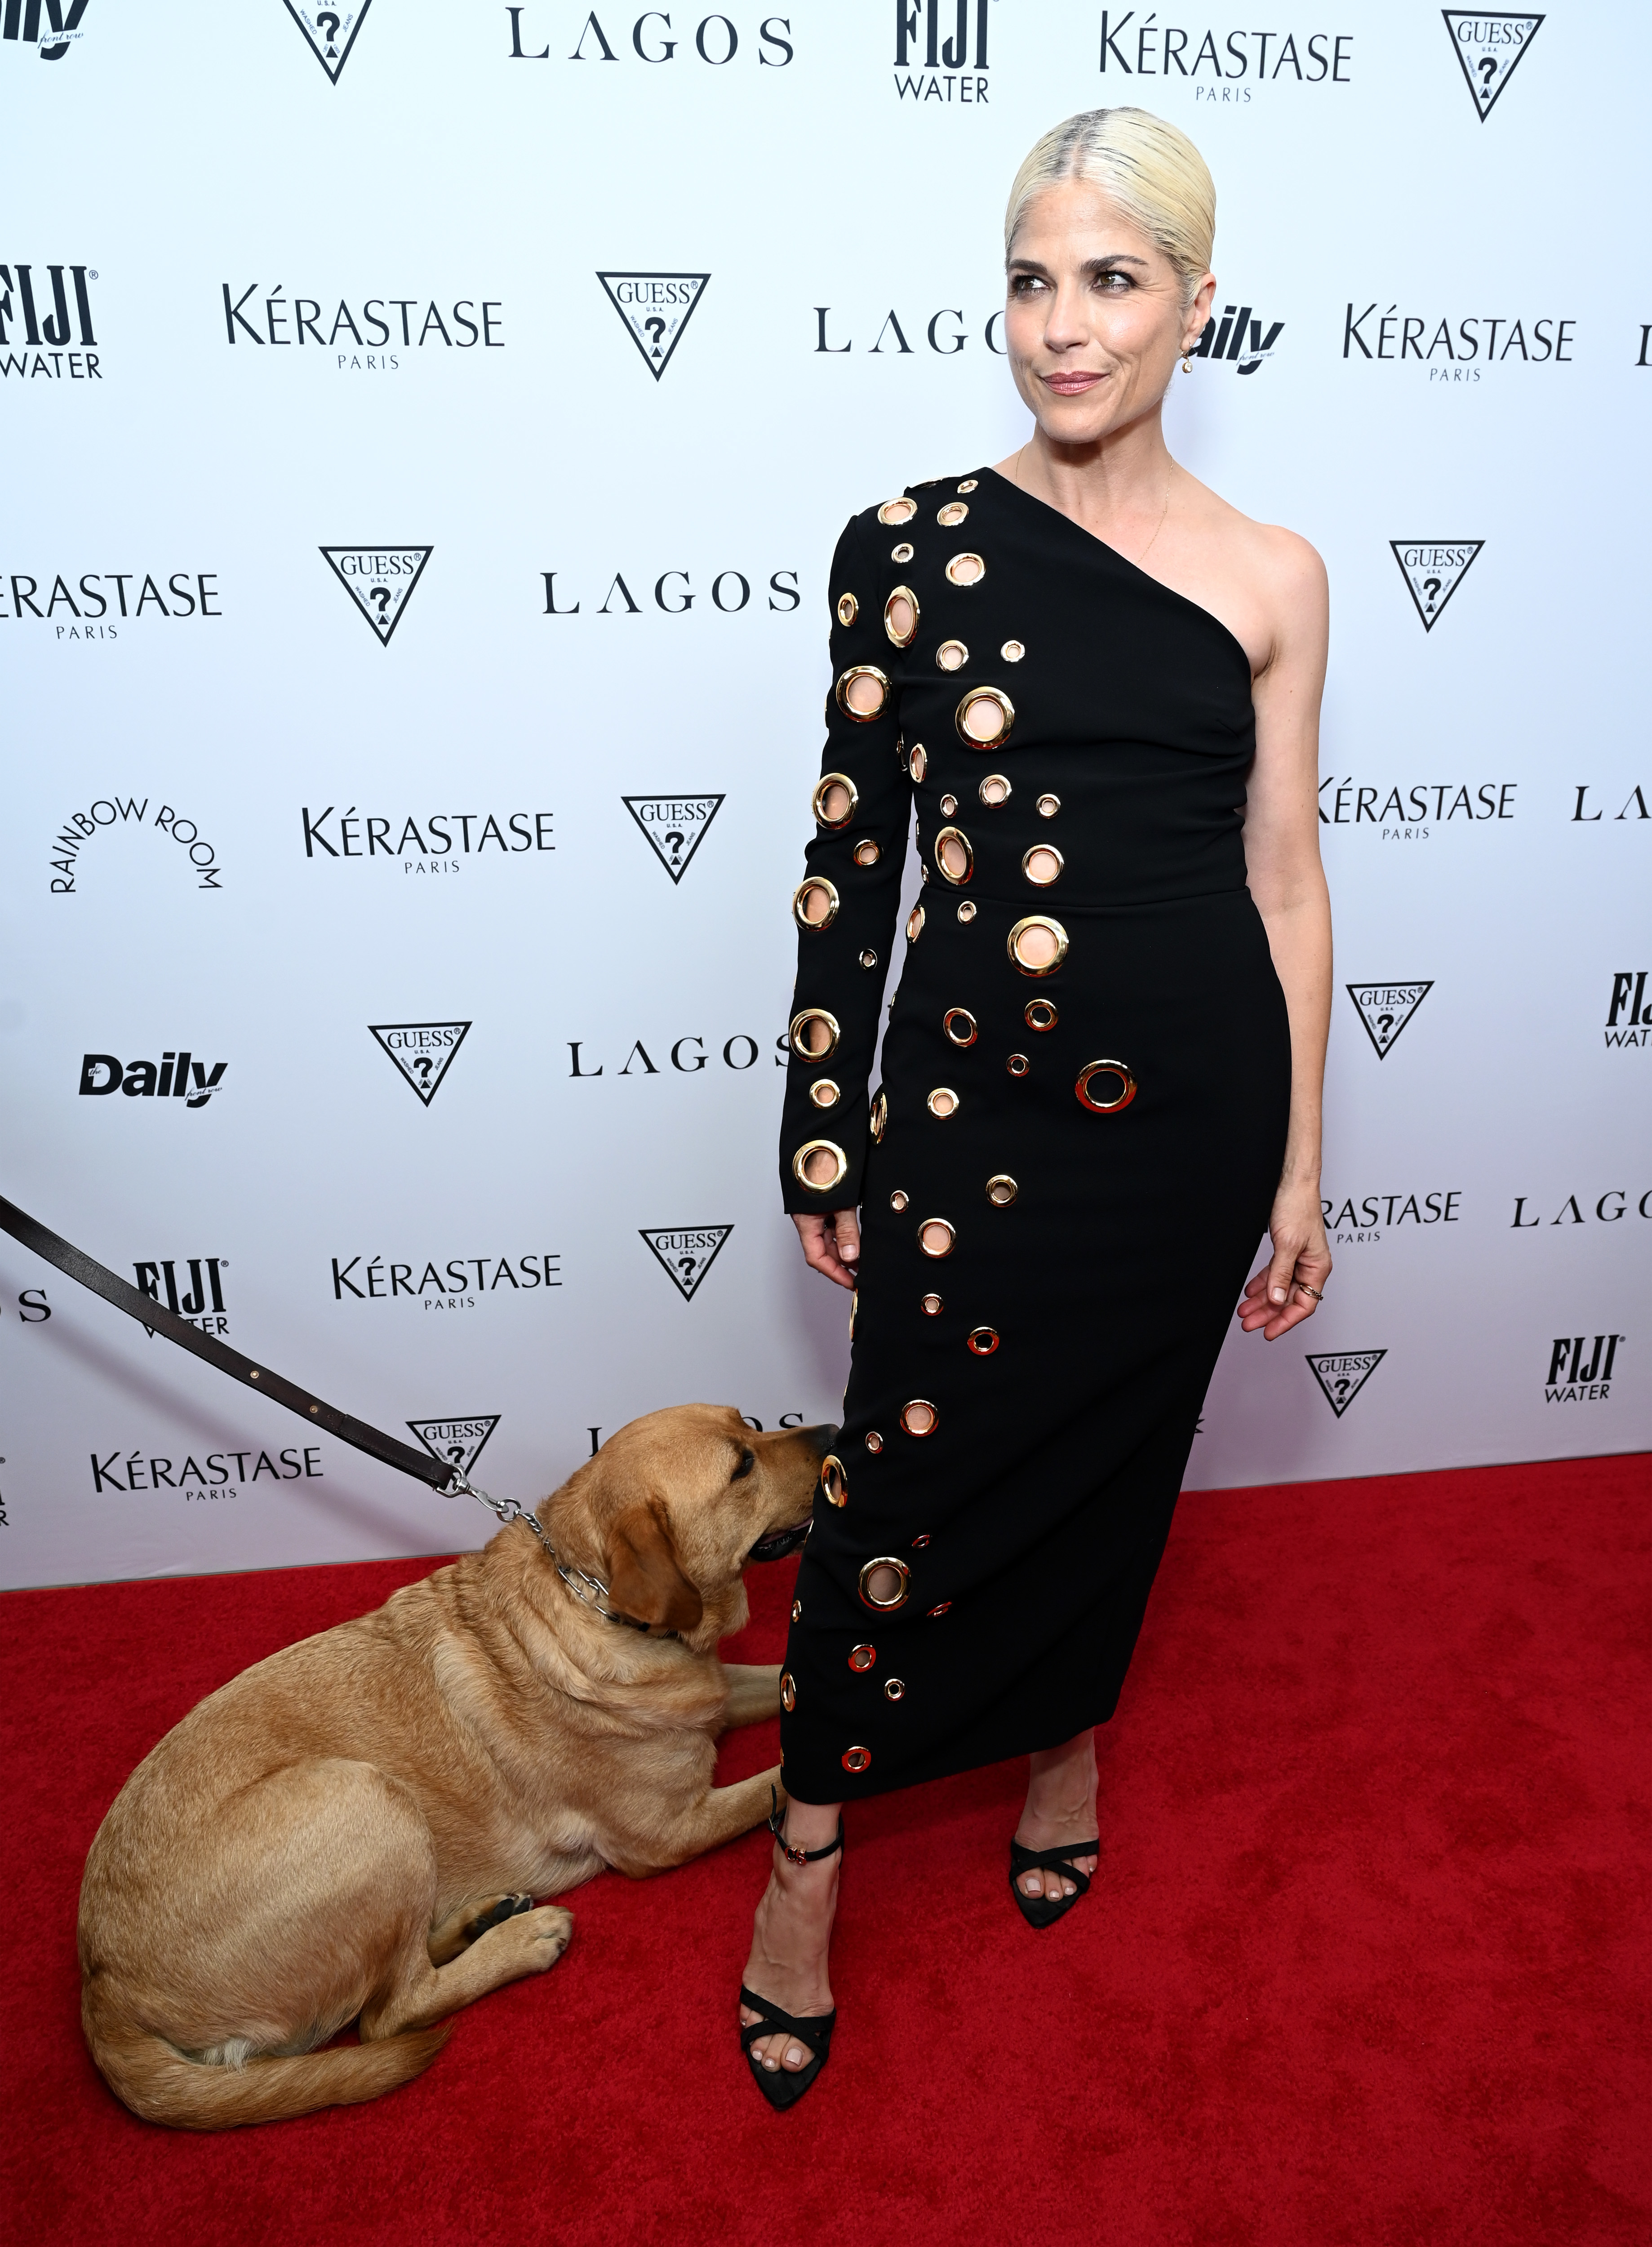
[282,0,373,83]
[1306,1349,1386,1418]
[622,795,724,883]
[369,1021,471,1106]
[1346,981,1432,1060]
[80,1050,228,1108]
[407,1415,501,1475]
[1190,299,1284,374]
[1442,11,1542,121]
[1605,971,1651,1049]
[5,0,90,61]
[1544,1333,1622,1404]
[597,274,709,381]
[639,1225,733,1301]
[320,547,432,645]
[1391,542,1483,631]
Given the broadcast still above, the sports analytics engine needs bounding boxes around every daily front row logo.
[598,274,709,380]
[283,0,373,83]
[369,1021,471,1106]
[4,0,90,62]
[408,1415,500,1475]
[80,1050,228,1107]
[640,1226,733,1301]
[1346,982,1431,1059]
[1391,542,1483,631]
[1306,1350,1386,1418]
[1190,299,1284,375]
[1442,11,1542,121]
[321,547,432,644]
[623,795,724,882]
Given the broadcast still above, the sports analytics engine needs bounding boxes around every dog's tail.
[83,1985,449,2131]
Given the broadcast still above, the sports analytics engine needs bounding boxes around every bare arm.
[1237,529,1332,1340]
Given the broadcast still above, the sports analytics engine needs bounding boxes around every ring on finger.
[1294,1281,1323,1301]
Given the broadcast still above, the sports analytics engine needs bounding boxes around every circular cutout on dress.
[808,1080,840,1109]
[1037,795,1061,819]
[1024,998,1059,1031]
[779,1671,796,1711]
[789,1007,840,1061]
[1076,1059,1137,1114]
[870,1088,888,1141]
[920,1293,943,1316]
[899,1399,937,1437]
[912,1532,933,1548]
[1007,1053,1030,1076]
[836,664,891,721]
[791,1597,802,1621]
[979,773,1011,807]
[821,1455,847,1507]
[812,773,857,828]
[939,792,957,817]
[956,901,977,924]
[878,497,916,526]
[835,592,858,626]
[906,904,925,943]
[945,551,985,588]
[927,1602,952,1617]
[926,1087,959,1118]
[889,1189,909,1212]
[792,1140,848,1194]
[943,1006,977,1048]
[842,1745,872,1773]
[918,1218,955,1258]
[1022,844,1063,887]
[884,1678,906,1701]
[986,1175,1019,1207]
[858,1557,911,1611]
[955,686,1014,747]
[957,478,979,493]
[884,586,919,648]
[937,639,968,673]
[853,838,882,867]
[909,744,928,784]
[967,1327,999,1355]
[1007,916,1068,976]
[934,826,973,885]
[891,541,914,563]
[793,877,839,931]
[860,947,878,968]
[937,501,969,527]
[866,1431,884,1454]
[1001,639,1025,662]
[848,1644,876,1671]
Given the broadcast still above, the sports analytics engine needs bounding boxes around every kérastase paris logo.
[597,273,710,380]
[1441,11,1542,120]
[1346,982,1432,1059]
[622,794,725,883]
[283,0,373,83]
[321,547,432,644]
[407,1415,500,1474]
[1390,542,1483,631]
[639,1226,733,1301]
[1306,1349,1386,1418]
[369,1021,471,1106]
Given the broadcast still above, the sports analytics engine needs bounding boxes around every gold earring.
[1180,346,1193,373]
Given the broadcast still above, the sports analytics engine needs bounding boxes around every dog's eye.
[732,1448,755,1481]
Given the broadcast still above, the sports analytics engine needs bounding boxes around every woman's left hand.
[1237,1180,1331,1340]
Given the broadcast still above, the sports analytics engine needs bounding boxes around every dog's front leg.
[717,1662,781,1731]
[610,1767,781,1875]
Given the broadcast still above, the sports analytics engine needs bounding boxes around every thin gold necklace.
[1016,443,1172,568]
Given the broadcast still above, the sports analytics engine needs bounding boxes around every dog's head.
[548,1406,834,1643]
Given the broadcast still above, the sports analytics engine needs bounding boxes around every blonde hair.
[1004,108,1216,305]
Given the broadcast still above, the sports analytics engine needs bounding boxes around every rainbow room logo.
[282,0,373,82]
[1441,11,1542,120]
[597,273,710,380]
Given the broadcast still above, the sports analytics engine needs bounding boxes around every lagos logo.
[1306,1349,1386,1418]
[407,1416,501,1475]
[597,273,710,380]
[320,547,432,645]
[1346,982,1432,1059]
[1441,11,1542,121]
[639,1226,733,1302]
[622,795,725,883]
[282,0,373,83]
[1390,542,1482,631]
[369,1021,471,1106]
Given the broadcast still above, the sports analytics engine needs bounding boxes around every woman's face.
[1003,179,1214,448]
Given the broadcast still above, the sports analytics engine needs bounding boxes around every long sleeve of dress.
[777,508,913,1213]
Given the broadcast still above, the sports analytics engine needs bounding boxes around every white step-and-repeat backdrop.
[2,4,1646,1588]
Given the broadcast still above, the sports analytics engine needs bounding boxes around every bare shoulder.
[1189,477,1325,599]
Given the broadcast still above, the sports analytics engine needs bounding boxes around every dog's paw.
[522,1905,573,1967]
[463,1892,536,1945]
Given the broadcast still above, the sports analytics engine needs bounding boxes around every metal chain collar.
[444,1466,640,1628]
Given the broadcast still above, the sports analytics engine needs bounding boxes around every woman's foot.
[1013,1729,1099,1902]
[738,1796,841,2078]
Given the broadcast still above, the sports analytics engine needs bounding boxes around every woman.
[740,107,1332,2106]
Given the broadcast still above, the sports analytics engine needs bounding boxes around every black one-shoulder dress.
[775,467,1290,1805]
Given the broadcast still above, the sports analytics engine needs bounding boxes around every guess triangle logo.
[320,546,433,645]
[639,1225,733,1302]
[1306,1350,1387,1419]
[282,0,374,84]
[1346,981,1432,1060]
[1441,11,1543,120]
[368,1020,471,1106]
[1390,541,1483,631]
[406,1415,501,1477]
[596,272,710,381]
[622,794,725,883]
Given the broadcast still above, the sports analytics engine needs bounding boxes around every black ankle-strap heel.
[1008,1835,1100,1930]
[739,1787,842,2110]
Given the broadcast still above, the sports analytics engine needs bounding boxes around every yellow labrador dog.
[79,1406,828,2130]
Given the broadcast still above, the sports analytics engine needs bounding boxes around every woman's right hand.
[792,1210,860,1290]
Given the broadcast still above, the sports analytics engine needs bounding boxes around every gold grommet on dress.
[789,1007,840,1061]
[920,1292,943,1315]
[779,1671,797,1711]
[870,1088,888,1141]
[939,792,958,817]
[1022,844,1063,887]
[848,1644,876,1671]
[884,587,919,648]
[1007,916,1068,976]
[909,745,928,784]
[853,838,882,867]
[926,1087,959,1119]
[918,1218,955,1258]
[937,500,969,527]
[905,906,925,945]
[945,551,985,587]
[957,478,978,493]
[1007,1053,1030,1076]
[793,877,839,932]
[878,496,916,526]
[842,1745,872,1773]
[967,1326,999,1354]
[943,1006,977,1048]
[821,1455,847,1507]
[928,1602,952,1617]
[812,773,857,828]
[884,1678,906,1701]
[956,901,977,924]
[979,773,1011,807]
[1037,793,1061,817]
[986,1175,1018,1206]
[791,1598,802,1621]
[956,686,1013,747]
[809,1080,840,1109]
[860,947,878,968]
[836,592,858,627]
[836,664,892,721]
[1076,1059,1138,1114]
[900,1399,938,1436]
[1025,998,1058,1031]
[858,1557,911,1611]
[792,1139,849,1193]
[1001,639,1025,662]
[892,541,914,563]
[866,1431,884,1453]
[937,639,968,673]
[890,1189,909,1212]
[934,826,973,885]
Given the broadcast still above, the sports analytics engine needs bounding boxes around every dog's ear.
[606,1499,704,1634]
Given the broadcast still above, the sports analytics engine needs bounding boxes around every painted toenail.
[786,2046,804,2065]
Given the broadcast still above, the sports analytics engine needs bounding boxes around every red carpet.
[3,1455,1648,2247]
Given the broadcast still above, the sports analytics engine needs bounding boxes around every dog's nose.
[801,1423,839,1461]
